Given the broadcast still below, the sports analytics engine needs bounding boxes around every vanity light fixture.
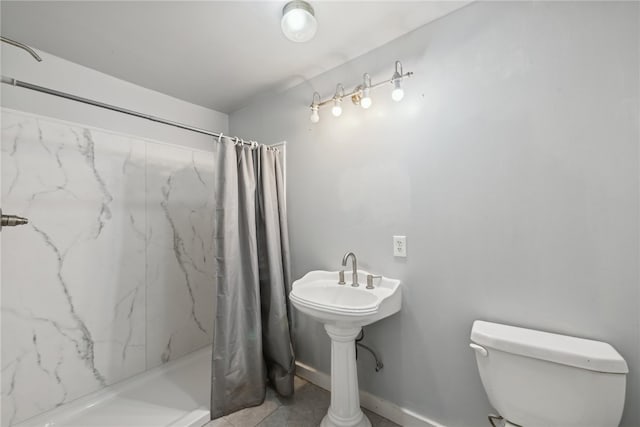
[391,61,405,102]
[308,61,413,123]
[360,74,372,109]
[332,84,344,117]
[310,92,320,123]
[281,1,317,43]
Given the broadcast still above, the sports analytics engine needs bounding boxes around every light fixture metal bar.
[315,71,414,107]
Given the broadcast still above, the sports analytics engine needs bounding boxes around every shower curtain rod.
[1,75,267,149]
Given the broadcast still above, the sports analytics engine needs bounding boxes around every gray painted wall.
[230,2,640,426]
[1,46,228,150]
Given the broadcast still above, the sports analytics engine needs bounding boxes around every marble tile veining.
[145,144,216,368]
[1,110,216,425]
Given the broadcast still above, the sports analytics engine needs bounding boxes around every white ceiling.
[0,1,470,113]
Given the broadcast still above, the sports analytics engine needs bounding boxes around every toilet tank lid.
[470,320,628,374]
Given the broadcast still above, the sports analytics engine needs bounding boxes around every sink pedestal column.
[320,325,371,427]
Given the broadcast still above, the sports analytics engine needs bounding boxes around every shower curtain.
[211,140,294,419]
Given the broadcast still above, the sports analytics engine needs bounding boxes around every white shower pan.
[15,346,212,427]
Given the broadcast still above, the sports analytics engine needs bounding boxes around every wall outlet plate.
[393,235,407,257]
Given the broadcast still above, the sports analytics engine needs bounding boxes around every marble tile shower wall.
[0,110,216,426]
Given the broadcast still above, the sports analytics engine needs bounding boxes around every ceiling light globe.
[281,1,317,43]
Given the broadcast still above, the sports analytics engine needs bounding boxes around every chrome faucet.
[341,251,359,287]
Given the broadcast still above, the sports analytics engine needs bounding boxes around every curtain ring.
[234,137,239,146]
[218,132,223,143]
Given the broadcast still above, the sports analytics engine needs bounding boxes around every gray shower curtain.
[211,140,294,419]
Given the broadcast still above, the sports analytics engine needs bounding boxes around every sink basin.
[290,269,401,327]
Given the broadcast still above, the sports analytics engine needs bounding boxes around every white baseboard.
[295,361,447,427]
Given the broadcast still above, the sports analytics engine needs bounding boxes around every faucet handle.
[338,270,346,285]
[366,274,382,289]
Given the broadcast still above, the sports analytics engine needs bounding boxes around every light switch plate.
[393,235,407,257]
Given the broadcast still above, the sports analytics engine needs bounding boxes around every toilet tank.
[470,320,628,427]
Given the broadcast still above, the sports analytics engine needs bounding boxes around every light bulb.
[332,98,342,117]
[285,9,306,32]
[392,79,404,102]
[361,87,372,109]
[310,106,320,123]
[281,1,317,43]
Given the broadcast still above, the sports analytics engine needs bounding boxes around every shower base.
[15,346,212,427]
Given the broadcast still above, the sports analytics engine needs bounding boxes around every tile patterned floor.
[204,377,399,427]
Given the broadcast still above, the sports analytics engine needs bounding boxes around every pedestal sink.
[290,270,402,427]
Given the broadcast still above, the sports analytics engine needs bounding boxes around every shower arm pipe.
[0,75,274,150]
[314,71,413,108]
[1,36,43,62]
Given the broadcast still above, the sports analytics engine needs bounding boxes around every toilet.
[470,320,628,427]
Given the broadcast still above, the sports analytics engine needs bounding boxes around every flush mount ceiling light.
[281,1,317,43]
[308,60,413,123]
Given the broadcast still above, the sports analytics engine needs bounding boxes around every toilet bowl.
[470,320,628,427]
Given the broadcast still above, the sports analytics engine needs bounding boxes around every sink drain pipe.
[355,329,384,372]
